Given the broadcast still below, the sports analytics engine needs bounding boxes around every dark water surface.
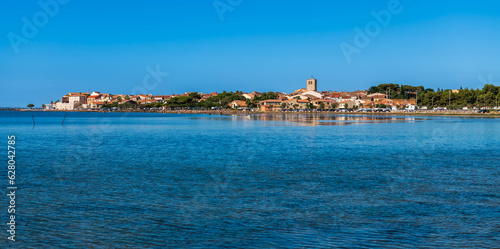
[1,111,499,248]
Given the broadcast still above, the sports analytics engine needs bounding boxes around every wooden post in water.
[32,115,35,127]
[62,113,68,125]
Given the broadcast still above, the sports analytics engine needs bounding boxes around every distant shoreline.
[4,109,500,118]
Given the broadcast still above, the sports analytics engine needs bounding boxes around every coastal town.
[43,77,500,113]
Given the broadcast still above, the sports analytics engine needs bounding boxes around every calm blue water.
[1,111,499,248]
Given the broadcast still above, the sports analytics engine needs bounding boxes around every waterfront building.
[87,95,99,105]
[55,93,88,110]
[391,99,417,108]
[338,100,358,109]
[45,103,56,110]
[362,101,375,108]
[311,99,334,109]
[283,99,310,109]
[89,101,105,109]
[258,99,283,112]
[229,100,248,109]
[154,95,171,103]
[407,105,419,111]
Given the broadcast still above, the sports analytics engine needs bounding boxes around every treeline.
[368,83,428,99]
[164,91,281,109]
[101,91,281,109]
[164,91,246,109]
[370,83,500,108]
[101,101,153,110]
[419,85,500,108]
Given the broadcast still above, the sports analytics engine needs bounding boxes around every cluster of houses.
[249,91,417,112]
[231,77,417,111]
[45,91,219,110]
[46,77,418,111]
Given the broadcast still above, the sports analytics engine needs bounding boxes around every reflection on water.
[194,114,425,126]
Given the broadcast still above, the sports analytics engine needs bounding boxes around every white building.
[55,102,76,110]
[407,105,419,111]
[55,93,88,110]
[68,95,87,105]
[45,104,56,110]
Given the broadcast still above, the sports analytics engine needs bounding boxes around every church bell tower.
[307,76,317,92]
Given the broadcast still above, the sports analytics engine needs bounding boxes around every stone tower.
[307,76,317,92]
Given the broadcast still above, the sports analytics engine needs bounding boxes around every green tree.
[205,91,246,108]
[117,96,122,102]
[255,92,279,101]
[368,86,379,94]
[27,104,34,109]
[189,92,202,100]
[245,99,256,109]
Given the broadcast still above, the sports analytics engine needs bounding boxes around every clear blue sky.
[1,0,500,107]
